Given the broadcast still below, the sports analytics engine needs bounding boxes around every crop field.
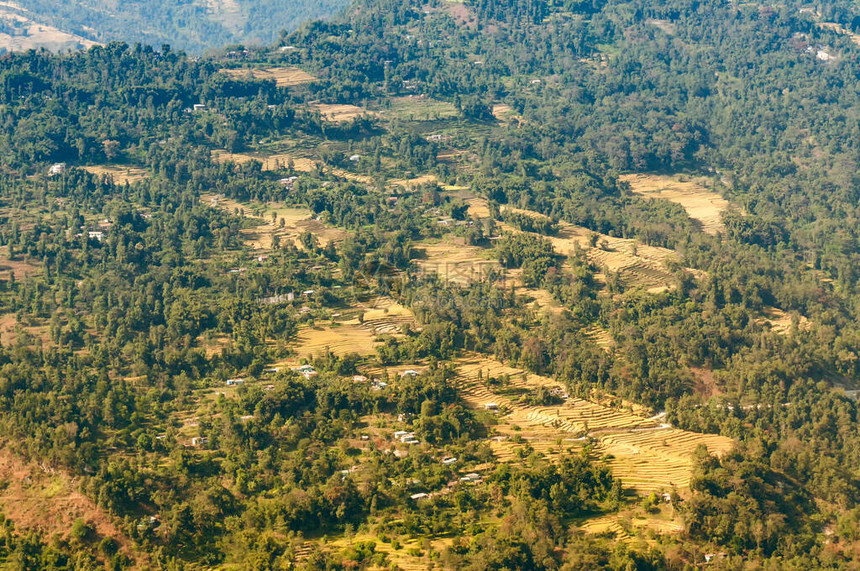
[211,149,372,183]
[219,66,317,86]
[759,306,812,335]
[81,164,149,185]
[293,321,380,358]
[516,285,564,315]
[579,516,632,542]
[313,103,375,122]
[620,173,730,235]
[414,237,502,285]
[500,207,680,291]
[202,194,347,250]
[326,533,452,571]
[292,297,415,359]
[375,95,459,122]
[818,22,860,47]
[389,174,439,189]
[454,355,735,494]
[586,326,613,351]
[0,247,41,281]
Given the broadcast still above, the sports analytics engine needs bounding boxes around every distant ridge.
[0,0,351,53]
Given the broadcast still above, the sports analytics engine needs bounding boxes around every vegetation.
[0,0,859,568]
[8,0,351,53]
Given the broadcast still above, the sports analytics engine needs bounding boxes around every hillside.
[0,0,350,53]
[0,0,859,568]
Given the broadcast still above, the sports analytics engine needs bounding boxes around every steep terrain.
[0,0,350,52]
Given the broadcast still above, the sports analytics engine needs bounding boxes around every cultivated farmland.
[454,355,735,493]
[620,173,730,235]
[81,164,148,185]
[219,66,317,86]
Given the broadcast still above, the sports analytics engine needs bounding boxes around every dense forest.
[0,0,859,568]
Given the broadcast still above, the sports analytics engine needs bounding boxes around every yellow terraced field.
[292,297,415,358]
[454,355,735,494]
[818,22,860,47]
[620,173,729,235]
[293,322,379,357]
[325,533,450,571]
[202,194,347,250]
[415,238,502,285]
[500,206,680,290]
[211,150,372,184]
[313,103,376,122]
[219,66,317,86]
[759,306,812,335]
[81,165,148,185]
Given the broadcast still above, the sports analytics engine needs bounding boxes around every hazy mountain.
[0,0,351,53]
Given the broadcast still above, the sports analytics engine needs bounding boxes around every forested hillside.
[0,0,860,568]
[0,0,350,53]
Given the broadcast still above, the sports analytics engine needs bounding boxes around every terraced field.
[201,194,347,249]
[313,103,376,122]
[414,237,502,285]
[579,516,631,542]
[211,150,372,183]
[620,173,730,235]
[759,306,812,335]
[219,66,317,86]
[292,297,415,358]
[454,355,735,494]
[499,206,680,291]
[81,164,149,185]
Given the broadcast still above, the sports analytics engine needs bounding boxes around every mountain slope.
[0,0,350,53]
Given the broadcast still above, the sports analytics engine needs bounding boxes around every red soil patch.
[0,445,147,567]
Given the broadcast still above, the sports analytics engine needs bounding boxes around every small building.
[87,231,105,242]
[441,457,458,465]
[193,103,206,111]
[401,369,419,378]
[49,163,66,176]
[190,436,208,447]
[226,378,245,386]
[393,430,409,440]
[484,403,499,412]
[353,375,368,383]
[410,493,429,501]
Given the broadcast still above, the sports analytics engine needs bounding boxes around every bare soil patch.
[0,444,146,566]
